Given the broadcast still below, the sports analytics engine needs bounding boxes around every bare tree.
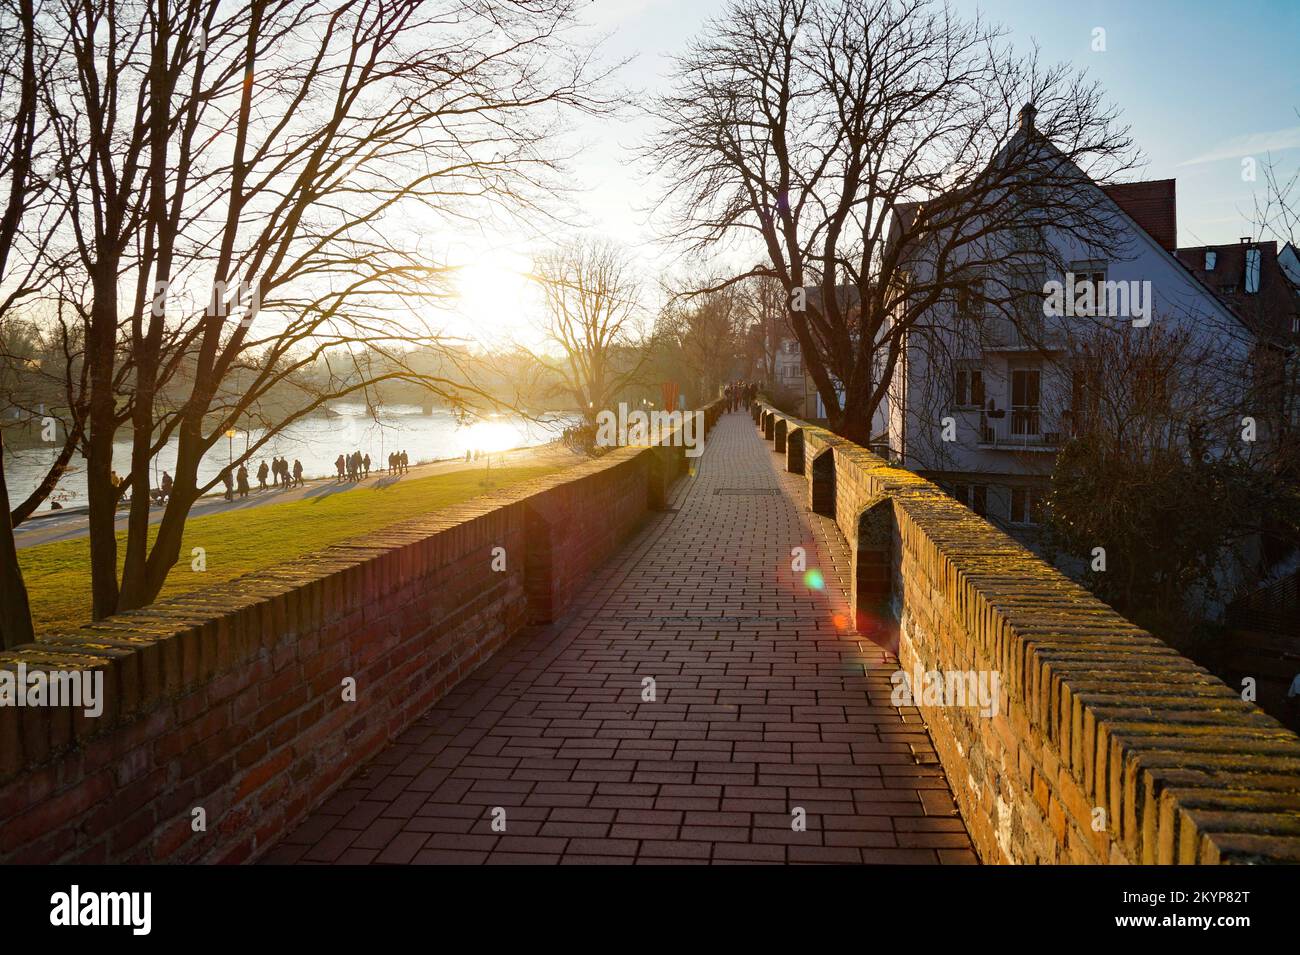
[1,0,609,637]
[1049,322,1299,644]
[0,0,46,647]
[1253,107,1300,250]
[739,273,785,385]
[658,278,744,402]
[531,236,648,425]
[648,0,1138,444]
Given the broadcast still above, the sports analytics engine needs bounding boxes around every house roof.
[1176,240,1300,341]
[1102,179,1177,252]
[886,116,1249,340]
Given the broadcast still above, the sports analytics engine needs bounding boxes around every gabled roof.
[886,110,1249,339]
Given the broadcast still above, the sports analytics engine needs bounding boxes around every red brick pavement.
[267,410,975,865]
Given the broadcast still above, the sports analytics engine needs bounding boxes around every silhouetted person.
[293,459,304,487]
[400,450,409,473]
[221,468,234,502]
[237,464,249,498]
[335,454,346,481]
[363,453,371,478]
[160,471,173,502]
[257,460,268,490]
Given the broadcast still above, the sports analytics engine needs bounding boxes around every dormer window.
[1205,250,1217,271]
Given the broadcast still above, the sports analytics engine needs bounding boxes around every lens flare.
[803,568,825,590]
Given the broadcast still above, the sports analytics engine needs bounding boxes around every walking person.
[293,459,304,488]
[400,449,409,473]
[362,453,371,478]
[237,464,249,498]
[335,453,346,482]
[257,459,269,490]
[221,467,234,502]
[159,470,173,503]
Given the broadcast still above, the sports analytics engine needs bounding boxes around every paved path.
[269,411,974,864]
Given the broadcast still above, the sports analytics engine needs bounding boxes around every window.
[1205,250,1217,271]
[1245,248,1261,294]
[1010,486,1045,525]
[954,363,985,409]
[1011,367,1042,436]
[1070,262,1107,316]
[1134,355,1170,409]
[1011,266,1048,325]
[1071,356,1100,435]
[950,483,988,517]
[954,274,986,322]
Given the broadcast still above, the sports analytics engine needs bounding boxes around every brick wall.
[754,401,1300,864]
[0,401,724,864]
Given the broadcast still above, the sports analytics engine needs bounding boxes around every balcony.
[975,411,1062,451]
[981,315,1065,352]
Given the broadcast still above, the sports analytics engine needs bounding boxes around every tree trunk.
[85,272,121,620]
[0,434,36,648]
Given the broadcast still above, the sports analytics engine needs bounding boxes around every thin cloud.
[1178,126,1300,166]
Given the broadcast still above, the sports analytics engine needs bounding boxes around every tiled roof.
[1176,240,1300,339]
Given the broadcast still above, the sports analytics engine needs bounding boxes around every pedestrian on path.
[400,450,409,473]
[293,459,304,487]
[363,453,371,478]
[335,454,345,482]
[257,460,268,490]
[221,468,234,502]
[237,464,249,498]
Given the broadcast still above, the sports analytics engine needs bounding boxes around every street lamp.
[226,428,236,468]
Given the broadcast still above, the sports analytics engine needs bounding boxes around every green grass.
[19,463,565,637]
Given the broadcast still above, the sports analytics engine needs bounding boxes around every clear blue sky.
[571,0,1300,248]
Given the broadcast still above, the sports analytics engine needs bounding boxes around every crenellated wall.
[0,402,725,864]
[754,400,1300,864]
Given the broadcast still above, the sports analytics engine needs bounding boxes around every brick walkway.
[268,411,975,864]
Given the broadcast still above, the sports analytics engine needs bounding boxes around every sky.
[449,0,1300,343]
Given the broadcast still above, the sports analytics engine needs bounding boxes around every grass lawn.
[19,463,564,638]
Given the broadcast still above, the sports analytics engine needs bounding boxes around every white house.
[886,105,1259,542]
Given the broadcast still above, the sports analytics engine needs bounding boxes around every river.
[3,403,576,510]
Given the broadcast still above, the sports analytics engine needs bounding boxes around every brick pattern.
[0,403,726,864]
[268,410,975,864]
[755,400,1300,865]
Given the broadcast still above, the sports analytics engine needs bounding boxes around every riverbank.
[15,443,582,637]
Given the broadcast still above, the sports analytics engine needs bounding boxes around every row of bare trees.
[0,0,611,647]
[527,235,781,426]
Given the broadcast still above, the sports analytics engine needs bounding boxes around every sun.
[452,250,543,345]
